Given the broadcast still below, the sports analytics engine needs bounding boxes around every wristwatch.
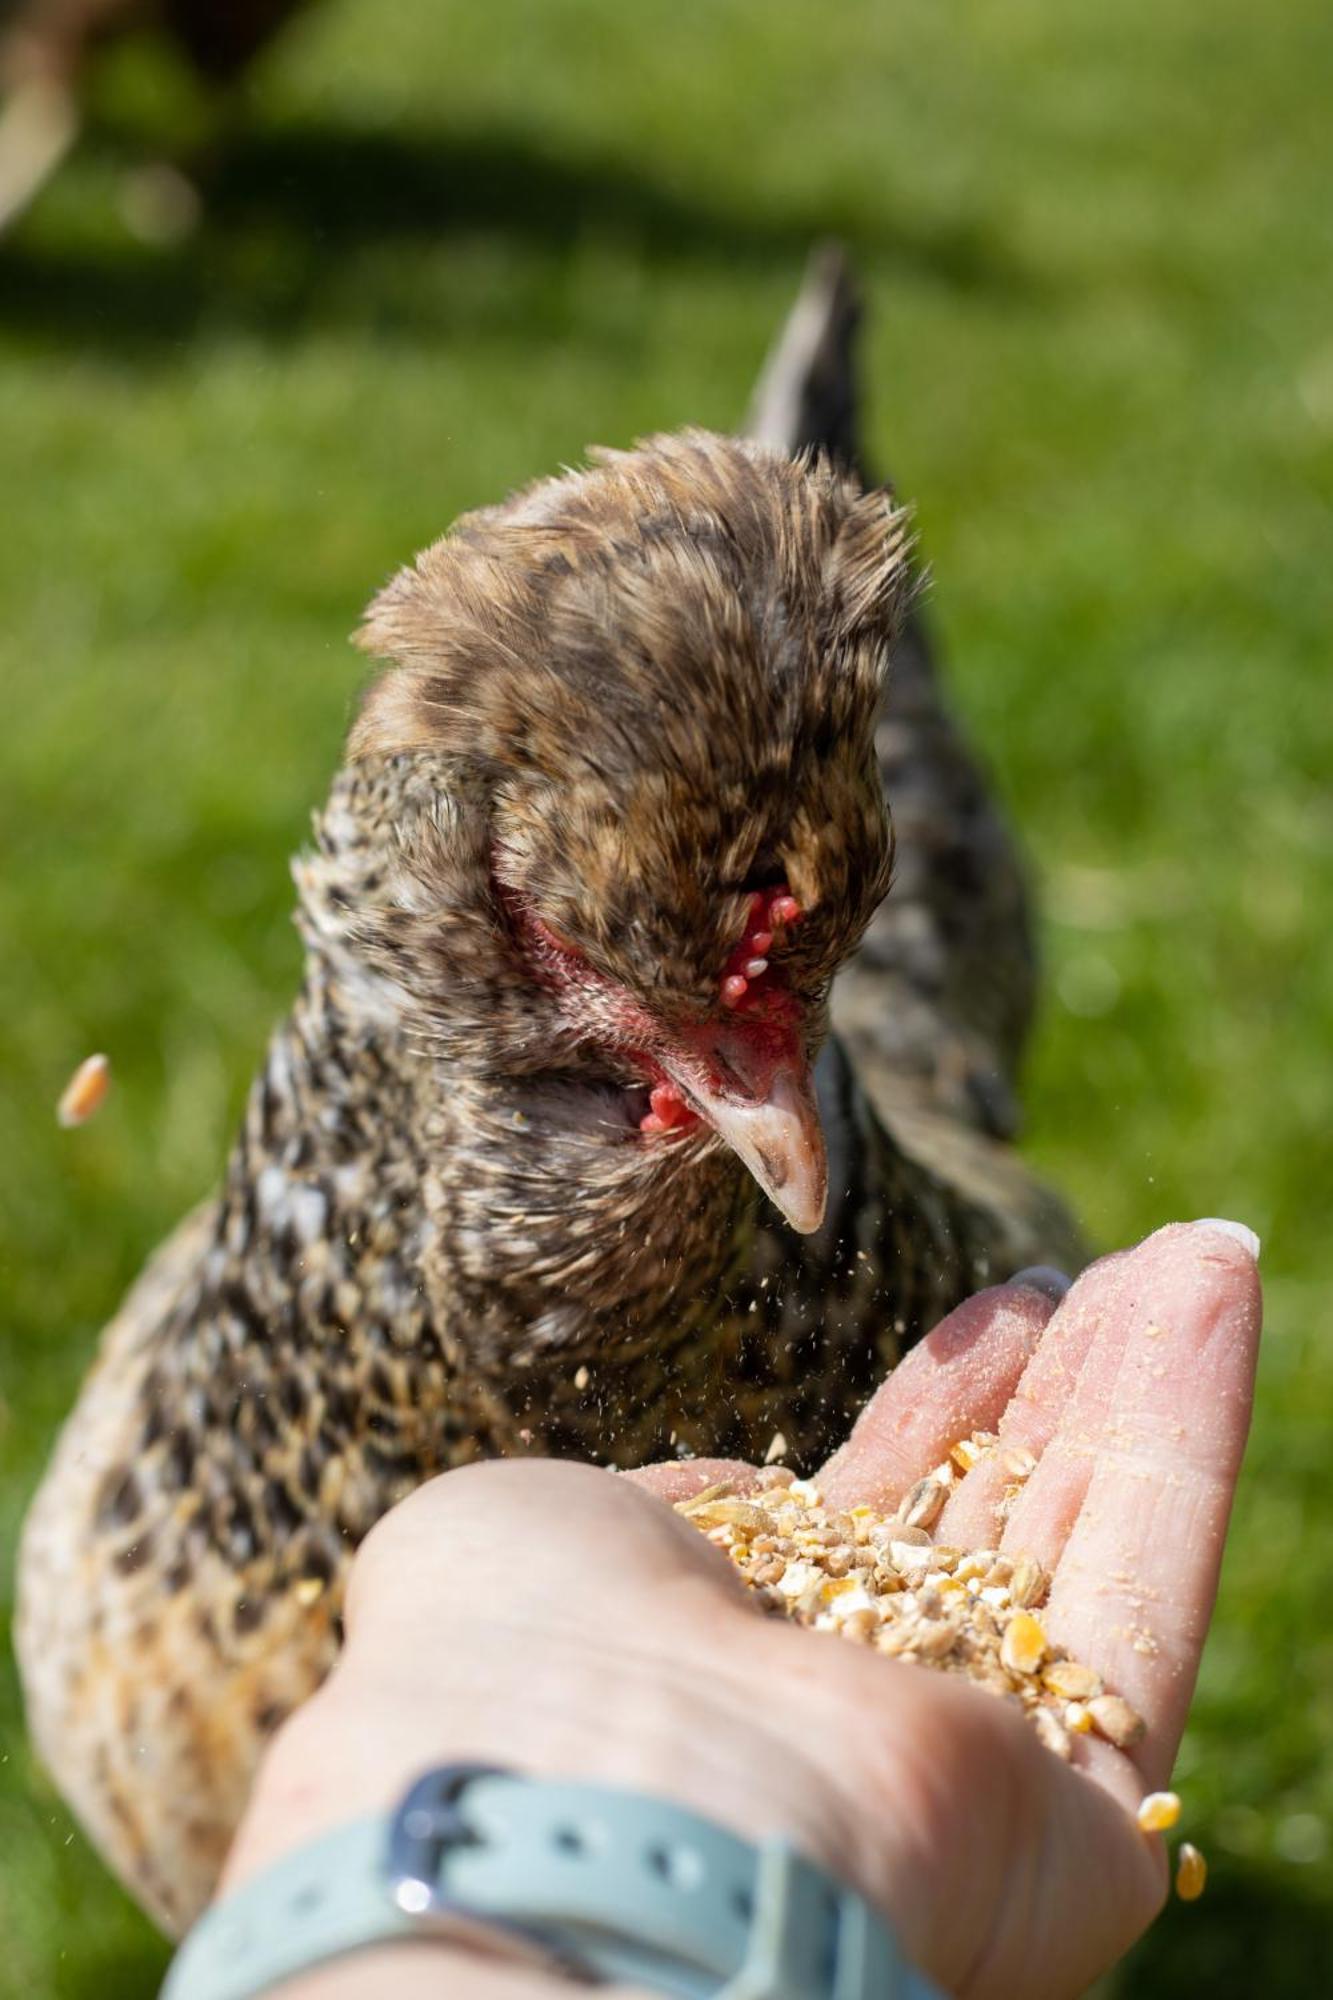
[161,1764,946,2000]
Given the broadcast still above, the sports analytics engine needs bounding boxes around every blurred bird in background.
[17,248,1082,1932]
[0,0,312,232]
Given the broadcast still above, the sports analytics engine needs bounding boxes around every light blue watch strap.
[162,1766,946,2000]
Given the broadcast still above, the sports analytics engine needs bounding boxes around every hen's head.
[330,432,911,1234]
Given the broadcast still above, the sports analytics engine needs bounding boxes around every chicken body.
[17,267,1081,1933]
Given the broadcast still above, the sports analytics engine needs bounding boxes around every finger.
[937,1254,1125,1546]
[1037,1222,1261,1788]
[624,1458,761,1504]
[998,1226,1255,1575]
[819,1276,1064,1512]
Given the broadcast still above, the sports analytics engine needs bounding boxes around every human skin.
[211,1220,1261,2000]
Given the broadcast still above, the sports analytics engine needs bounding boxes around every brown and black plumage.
[17,251,1082,1933]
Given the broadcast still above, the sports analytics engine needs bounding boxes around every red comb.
[717,885,803,1011]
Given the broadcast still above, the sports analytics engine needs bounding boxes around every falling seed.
[764,1432,789,1465]
[293,1577,324,1606]
[57,1053,110,1127]
[1137,1792,1182,1834]
[1175,1843,1207,1901]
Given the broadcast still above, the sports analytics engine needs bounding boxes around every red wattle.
[639,1079,697,1136]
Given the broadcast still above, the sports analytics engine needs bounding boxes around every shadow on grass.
[0,116,1036,356]
[1105,1857,1328,1996]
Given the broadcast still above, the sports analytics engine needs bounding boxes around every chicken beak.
[657,1034,828,1235]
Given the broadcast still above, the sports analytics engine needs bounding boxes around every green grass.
[2,1,1331,1990]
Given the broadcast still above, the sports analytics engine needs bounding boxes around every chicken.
[16,249,1082,1934]
[0,0,312,232]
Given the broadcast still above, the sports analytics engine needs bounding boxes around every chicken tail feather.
[745,240,867,478]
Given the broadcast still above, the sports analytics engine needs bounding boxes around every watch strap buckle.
[386,1761,507,1917]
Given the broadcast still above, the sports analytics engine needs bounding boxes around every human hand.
[219,1220,1260,2000]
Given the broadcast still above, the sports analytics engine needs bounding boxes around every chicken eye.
[532,914,581,956]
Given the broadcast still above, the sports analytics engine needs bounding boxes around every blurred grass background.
[1,0,1330,1991]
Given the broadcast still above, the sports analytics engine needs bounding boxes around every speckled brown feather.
[17,257,1082,1934]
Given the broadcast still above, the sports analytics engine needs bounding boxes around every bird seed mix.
[675,1434,1204,1897]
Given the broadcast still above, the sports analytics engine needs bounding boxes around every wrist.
[224,1636,858,1900]
[220,1624,945,1986]
[259,1940,581,2000]
[182,1761,938,2000]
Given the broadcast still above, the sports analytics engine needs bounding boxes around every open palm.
[631,1219,1261,1994]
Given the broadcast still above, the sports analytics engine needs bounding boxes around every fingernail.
[1010,1264,1074,1302]
[1191,1217,1261,1261]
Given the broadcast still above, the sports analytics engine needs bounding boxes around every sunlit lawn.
[2,2,1330,1992]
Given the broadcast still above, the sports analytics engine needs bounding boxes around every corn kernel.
[1175,1843,1207,1901]
[1087,1694,1147,1748]
[57,1052,110,1128]
[1042,1660,1103,1702]
[1137,1792,1182,1834]
[1000,1610,1048,1675]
